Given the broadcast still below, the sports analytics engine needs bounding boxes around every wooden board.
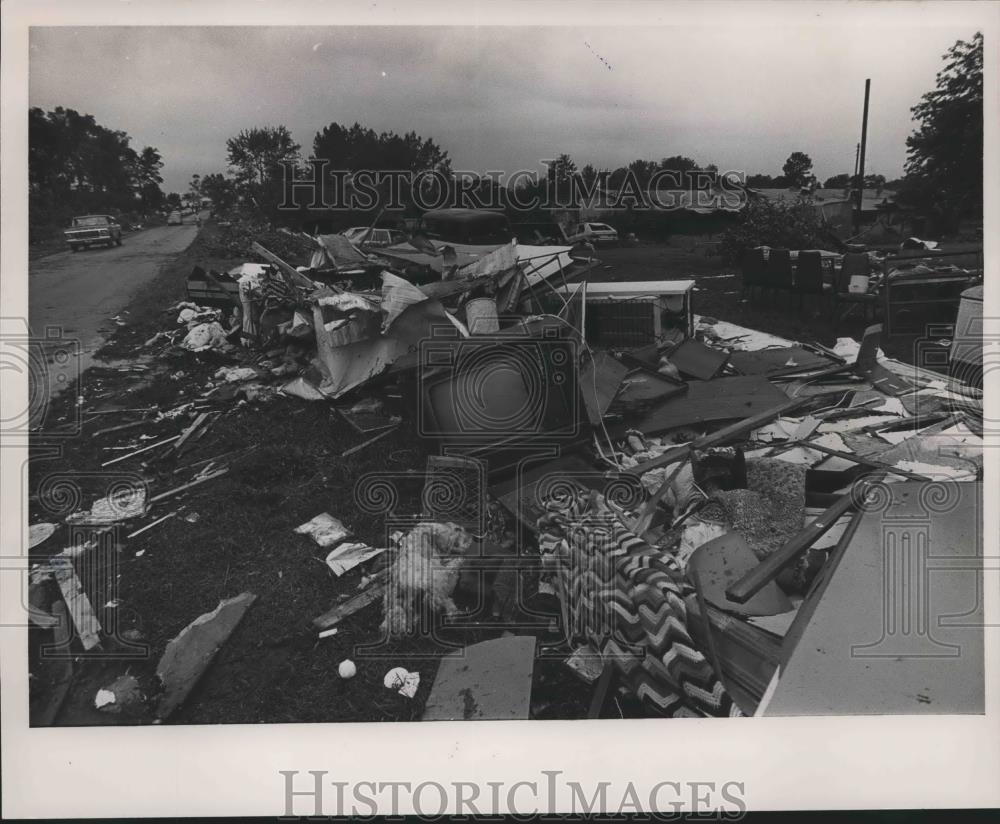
[728,346,836,376]
[422,635,536,721]
[51,557,101,651]
[763,481,983,715]
[667,339,730,380]
[636,375,789,435]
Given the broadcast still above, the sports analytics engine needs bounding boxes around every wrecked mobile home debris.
[27,224,984,724]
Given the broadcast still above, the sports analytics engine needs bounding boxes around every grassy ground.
[28,229,953,726]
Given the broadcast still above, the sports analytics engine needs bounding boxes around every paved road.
[29,222,200,399]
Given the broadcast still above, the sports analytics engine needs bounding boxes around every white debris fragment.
[94,689,116,709]
[294,513,351,548]
[338,659,357,678]
[383,666,420,698]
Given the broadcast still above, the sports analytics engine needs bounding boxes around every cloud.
[28,25,976,192]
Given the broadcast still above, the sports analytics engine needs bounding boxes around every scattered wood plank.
[628,395,809,476]
[312,570,389,630]
[100,435,180,467]
[148,468,229,504]
[126,511,178,539]
[171,412,210,456]
[769,439,931,481]
[250,242,317,290]
[91,418,154,438]
[341,423,400,458]
[51,557,101,651]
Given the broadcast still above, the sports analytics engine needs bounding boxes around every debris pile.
[28,227,984,723]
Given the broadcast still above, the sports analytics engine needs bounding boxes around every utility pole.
[854,79,871,234]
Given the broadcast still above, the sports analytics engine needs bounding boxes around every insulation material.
[706,459,807,560]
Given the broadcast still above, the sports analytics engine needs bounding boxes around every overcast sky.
[29,25,976,194]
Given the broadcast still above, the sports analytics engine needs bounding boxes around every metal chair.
[794,250,832,311]
[765,249,795,302]
[834,252,879,321]
[741,248,766,299]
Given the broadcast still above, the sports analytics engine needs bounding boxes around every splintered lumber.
[769,439,931,481]
[250,242,316,290]
[171,412,210,455]
[155,592,257,720]
[126,511,177,539]
[100,435,180,467]
[340,423,400,458]
[628,395,809,476]
[91,418,154,438]
[312,570,389,630]
[51,557,101,651]
[725,472,886,604]
[632,456,690,536]
[148,468,229,504]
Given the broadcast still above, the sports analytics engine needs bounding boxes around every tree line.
[29,106,169,236]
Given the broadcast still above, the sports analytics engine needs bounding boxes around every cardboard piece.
[422,635,536,721]
[155,592,256,720]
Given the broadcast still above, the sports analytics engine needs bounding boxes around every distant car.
[566,222,619,245]
[64,214,123,251]
[167,211,183,226]
[341,227,408,248]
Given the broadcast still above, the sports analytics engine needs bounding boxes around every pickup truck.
[65,215,123,251]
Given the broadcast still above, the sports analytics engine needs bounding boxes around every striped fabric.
[537,490,742,718]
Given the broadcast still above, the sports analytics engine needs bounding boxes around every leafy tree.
[165,193,182,209]
[199,172,238,211]
[312,121,449,174]
[824,173,852,189]
[546,153,578,187]
[782,152,814,187]
[226,125,301,194]
[720,196,823,263]
[903,32,983,222]
[28,106,166,235]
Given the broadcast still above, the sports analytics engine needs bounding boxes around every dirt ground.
[26,227,949,726]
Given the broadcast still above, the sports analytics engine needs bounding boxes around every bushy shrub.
[720,196,823,263]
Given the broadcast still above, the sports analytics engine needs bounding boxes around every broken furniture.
[882,266,977,337]
[740,248,767,300]
[833,252,879,322]
[763,249,794,301]
[559,280,695,345]
[793,250,832,311]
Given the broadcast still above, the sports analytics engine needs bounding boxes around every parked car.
[341,227,408,248]
[418,208,511,245]
[167,211,183,226]
[64,215,123,252]
[566,221,619,245]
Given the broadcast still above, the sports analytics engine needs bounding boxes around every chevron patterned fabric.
[537,490,743,718]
